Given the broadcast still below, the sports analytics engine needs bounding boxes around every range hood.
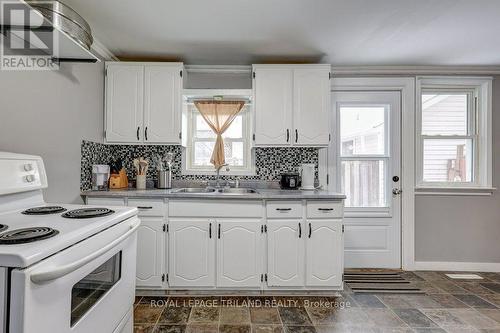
[26,0,93,51]
[1,0,99,62]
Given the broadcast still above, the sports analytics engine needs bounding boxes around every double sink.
[174,187,258,195]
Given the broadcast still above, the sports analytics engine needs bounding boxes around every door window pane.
[341,160,386,207]
[423,139,473,182]
[340,107,386,156]
[422,94,468,136]
[71,252,122,326]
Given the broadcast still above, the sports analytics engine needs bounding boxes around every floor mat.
[345,271,424,294]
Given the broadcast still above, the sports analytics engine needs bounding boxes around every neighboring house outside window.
[416,77,493,191]
[182,102,254,175]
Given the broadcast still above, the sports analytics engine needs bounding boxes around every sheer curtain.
[194,100,245,169]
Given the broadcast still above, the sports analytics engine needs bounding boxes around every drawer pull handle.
[308,223,312,238]
[218,223,221,239]
[209,223,212,239]
[318,208,334,211]
[137,206,153,210]
[276,208,292,211]
[298,223,302,238]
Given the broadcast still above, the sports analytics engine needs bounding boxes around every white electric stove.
[0,152,140,333]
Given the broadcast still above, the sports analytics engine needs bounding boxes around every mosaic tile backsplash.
[81,140,319,190]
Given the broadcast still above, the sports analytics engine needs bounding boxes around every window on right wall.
[416,77,493,191]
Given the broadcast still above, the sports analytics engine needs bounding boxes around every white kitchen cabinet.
[217,219,262,288]
[305,220,343,287]
[105,64,144,143]
[267,220,304,287]
[252,64,331,147]
[144,65,182,143]
[168,218,215,287]
[136,216,165,288]
[105,62,183,144]
[293,68,331,145]
[253,67,293,145]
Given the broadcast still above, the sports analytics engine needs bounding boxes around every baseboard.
[413,261,500,272]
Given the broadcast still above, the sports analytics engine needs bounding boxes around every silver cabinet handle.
[30,219,140,284]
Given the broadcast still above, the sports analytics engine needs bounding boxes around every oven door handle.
[30,219,141,284]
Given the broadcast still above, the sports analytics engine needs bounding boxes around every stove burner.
[62,208,114,219]
[0,224,7,233]
[0,227,59,244]
[22,206,67,215]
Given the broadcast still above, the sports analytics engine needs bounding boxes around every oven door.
[9,217,140,333]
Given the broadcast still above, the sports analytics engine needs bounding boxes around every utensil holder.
[136,175,146,190]
[157,170,172,189]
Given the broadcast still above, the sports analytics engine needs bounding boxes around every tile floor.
[134,271,500,333]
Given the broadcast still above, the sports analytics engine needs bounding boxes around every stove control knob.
[24,164,33,171]
[25,175,35,183]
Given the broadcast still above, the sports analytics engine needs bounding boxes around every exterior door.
[135,216,164,287]
[105,64,143,143]
[253,67,293,145]
[217,219,262,288]
[331,91,401,268]
[144,65,182,144]
[305,220,343,287]
[293,67,330,146]
[267,220,304,287]
[168,219,215,287]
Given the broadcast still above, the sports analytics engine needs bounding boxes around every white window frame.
[416,77,493,193]
[182,102,255,176]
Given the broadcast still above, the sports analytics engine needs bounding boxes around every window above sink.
[181,89,255,176]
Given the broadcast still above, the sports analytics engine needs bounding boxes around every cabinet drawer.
[306,201,343,219]
[86,197,125,207]
[128,199,165,216]
[266,201,302,219]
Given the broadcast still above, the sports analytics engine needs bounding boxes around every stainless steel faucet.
[215,164,229,188]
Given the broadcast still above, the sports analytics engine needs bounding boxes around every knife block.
[109,169,128,189]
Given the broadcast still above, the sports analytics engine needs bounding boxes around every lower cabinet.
[267,220,304,287]
[136,216,165,288]
[267,219,343,288]
[217,219,262,288]
[305,220,343,287]
[168,218,216,287]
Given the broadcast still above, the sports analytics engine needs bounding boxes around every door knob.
[392,188,403,195]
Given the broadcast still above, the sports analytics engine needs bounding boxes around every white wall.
[0,62,104,203]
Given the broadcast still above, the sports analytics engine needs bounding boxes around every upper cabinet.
[252,64,331,147]
[105,62,183,144]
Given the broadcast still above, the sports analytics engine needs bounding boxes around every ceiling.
[63,0,500,65]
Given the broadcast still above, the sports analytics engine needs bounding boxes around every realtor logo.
[0,1,58,70]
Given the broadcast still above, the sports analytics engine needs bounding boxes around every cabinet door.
[293,68,330,146]
[144,65,182,144]
[305,220,343,287]
[217,219,262,288]
[105,64,144,143]
[169,219,215,287]
[267,220,304,287]
[136,216,164,288]
[253,67,293,146]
